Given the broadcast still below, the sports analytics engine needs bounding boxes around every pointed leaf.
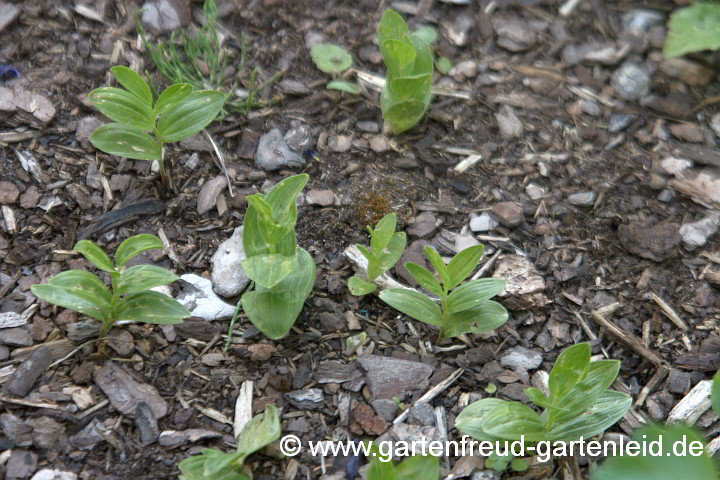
[455,398,514,443]
[202,451,244,478]
[154,83,192,115]
[445,278,506,313]
[548,342,591,402]
[370,232,406,281]
[663,3,720,58]
[111,66,152,106]
[117,265,179,294]
[547,390,631,442]
[480,401,546,442]
[242,247,315,339]
[424,245,449,286]
[115,291,190,324]
[382,98,429,134]
[526,387,553,409]
[446,244,484,290]
[156,90,225,142]
[379,288,442,326]
[235,405,282,460]
[370,213,397,254]
[412,26,438,46]
[404,262,444,297]
[243,253,296,288]
[368,455,396,480]
[90,124,162,161]
[31,283,110,322]
[443,300,508,338]
[551,359,622,424]
[395,455,440,480]
[264,174,308,226]
[74,240,115,272]
[47,270,112,304]
[348,276,377,296]
[326,80,361,94]
[88,87,155,130]
[115,234,165,267]
[389,74,432,101]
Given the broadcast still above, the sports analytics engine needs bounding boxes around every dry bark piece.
[357,355,433,400]
[158,428,223,447]
[93,361,168,419]
[0,86,56,128]
[4,346,52,397]
[493,254,548,310]
[617,221,681,261]
[666,380,712,426]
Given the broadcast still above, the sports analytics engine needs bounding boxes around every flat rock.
[679,212,720,249]
[196,176,227,215]
[611,63,650,100]
[255,128,306,171]
[618,221,681,261]
[6,449,38,480]
[491,202,524,227]
[357,355,433,400]
[329,134,353,152]
[493,255,548,310]
[178,274,236,321]
[470,212,499,232]
[179,133,213,152]
[285,388,324,410]
[248,343,277,362]
[31,471,78,480]
[408,403,435,426]
[1,413,32,446]
[566,191,596,206]
[0,86,56,128]
[210,226,250,298]
[492,17,545,52]
[500,346,543,370]
[315,360,362,384]
[306,189,335,206]
[141,0,191,33]
[107,328,134,356]
[0,311,26,328]
[28,416,65,450]
[5,347,52,397]
[135,402,160,446]
[19,186,39,209]
[369,135,389,152]
[407,211,438,238]
[371,399,398,422]
[94,361,168,419]
[0,181,20,204]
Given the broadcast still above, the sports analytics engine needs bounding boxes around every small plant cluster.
[178,405,281,480]
[348,213,508,341]
[88,66,224,189]
[455,342,632,453]
[377,9,433,134]
[664,2,720,58]
[240,174,316,339]
[31,234,189,336]
[367,448,440,480]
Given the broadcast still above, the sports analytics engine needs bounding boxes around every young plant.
[377,9,433,134]
[379,244,507,340]
[664,2,720,58]
[348,212,406,296]
[178,404,281,480]
[31,234,189,336]
[88,66,224,189]
[455,343,632,447]
[240,174,316,339]
[367,448,439,480]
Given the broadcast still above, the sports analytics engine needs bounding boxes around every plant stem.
[158,146,171,191]
[224,300,244,353]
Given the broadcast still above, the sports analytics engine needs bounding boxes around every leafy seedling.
[88,66,224,190]
[31,234,189,336]
[435,57,452,75]
[664,2,720,58]
[377,9,433,134]
[367,445,440,480]
[239,174,316,339]
[348,212,407,296]
[310,43,363,96]
[455,342,632,450]
[178,404,281,480]
[379,244,507,340]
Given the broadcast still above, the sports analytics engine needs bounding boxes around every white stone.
[178,274,236,321]
[679,212,720,249]
[469,213,498,232]
[211,227,250,298]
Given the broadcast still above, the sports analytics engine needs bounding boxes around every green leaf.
[47,270,112,303]
[89,124,162,162]
[381,40,416,78]
[178,449,249,480]
[115,291,190,324]
[264,174,309,227]
[510,459,528,472]
[455,398,511,442]
[436,57,452,75]
[370,232,406,281]
[235,405,282,461]
[154,83,192,115]
[443,301,508,338]
[88,87,155,130]
[202,451,244,478]
[480,401,546,442]
[445,278,506,314]
[395,455,440,480]
[367,454,396,480]
[31,282,111,322]
[548,342,591,402]
[326,80,361,94]
[111,66,152,107]
[550,359,622,424]
[115,234,165,267]
[382,98,428,134]
[242,247,315,339]
[526,387,553,409]
[310,43,353,73]
[74,240,116,272]
[446,244,485,290]
[243,253,296,289]
[547,390,631,442]
[371,213,397,254]
[713,371,720,416]
[404,262,444,298]
[664,2,720,58]
[592,424,719,480]
[389,74,432,102]
[155,90,225,143]
[423,246,449,287]
[116,265,179,294]
[379,288,443,326]
[412,26,438,45]
[348,276,377,296]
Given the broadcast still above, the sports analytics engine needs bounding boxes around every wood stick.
[590,309,665,367]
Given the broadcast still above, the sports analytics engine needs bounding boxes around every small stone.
[31,470,78,480]
[255,128,306,171]
[658,188,674,203]
[306,189,335,206]
[210,226,250,298]
[357,121,379,133]
[1,413,32,446]
[642,93,693,119]
[28,416,65,450]
[618,221,681,261]
[248,343,277,362]
[109,175,132,192]
[622,9,665,32]
[500,346,543,370]
[285,389,324,410]
[369,135,388,153]
[407,211,438,239]
[448,14,474,46]
[329,134,353,153]
[493,255,548,310]
[357,355,433,400]
[495,105,523,139]
[491,202,524,227]
[408,403,435,426]
[184,153,200,170]
[352,402,388,435]
[470,213,499,232]
[196,176,227,215]
[6,449,38,480]
[611,63,651,100]
[669,123,704,143]
[667,369,692,394]
[278,79,310,96]
[107,328,134,356]
[450,60,477,81]
[19,186,39,209]
[525,184,546,200]
[141,0,191,33]
[566,191,597,206]
[454,232,480,253]
[178,274,236,321]
[371,399,398,422]
[492,17,544,52]
[0,327,32,347]
[284,122,313,151]
[608,113,635,132]
[0,181,20,204]
[200,353,225,367]
[679,213,720,249]
[75,116,104,148]
[659,156,693,175]
[134,402,159,446]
